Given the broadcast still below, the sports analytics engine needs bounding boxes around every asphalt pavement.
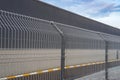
[75,66,120,80]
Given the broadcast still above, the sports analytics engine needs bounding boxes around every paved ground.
[75,66,120,80]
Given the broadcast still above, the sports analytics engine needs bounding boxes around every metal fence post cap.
[50,21,54,24]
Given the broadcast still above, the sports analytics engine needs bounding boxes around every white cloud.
[64,0,116,17]
[41,0,120,29]
[95,12,120,29]
[60,0,74,2]
[63,0,120,29]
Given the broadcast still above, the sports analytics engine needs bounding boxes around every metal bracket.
[50,21,66,80]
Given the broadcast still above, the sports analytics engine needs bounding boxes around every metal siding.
[0,0,120,36]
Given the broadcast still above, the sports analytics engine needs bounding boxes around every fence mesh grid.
[0,10,61,78]
[0,10,120,80]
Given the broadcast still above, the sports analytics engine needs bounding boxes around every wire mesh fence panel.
[55,23,106,79]
[0,10,61,80]
[100,33,120,80]
[1,10,120,80]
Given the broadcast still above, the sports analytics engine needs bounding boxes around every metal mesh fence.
[56,23,106,79]
[101,34,120,80]
[0,10,120,80]
[0,10,61,78]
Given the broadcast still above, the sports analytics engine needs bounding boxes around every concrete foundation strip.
[0,59,120,80]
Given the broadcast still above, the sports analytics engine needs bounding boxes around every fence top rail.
[55,21,120,42]
[0,10,50,23]
[55,21,120,38]
[1,9,120,42]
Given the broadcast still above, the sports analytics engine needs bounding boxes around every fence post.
[116,50,119,59]
[105,41,109,80]
[51,21,65,80]
[98,33,109,80]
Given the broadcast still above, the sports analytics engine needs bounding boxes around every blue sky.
[41,0,120,28]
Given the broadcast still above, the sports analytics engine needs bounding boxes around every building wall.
[0,0,120,36]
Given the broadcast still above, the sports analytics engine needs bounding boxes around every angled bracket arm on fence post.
[98,33,109,80]
[50,21,65,80]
